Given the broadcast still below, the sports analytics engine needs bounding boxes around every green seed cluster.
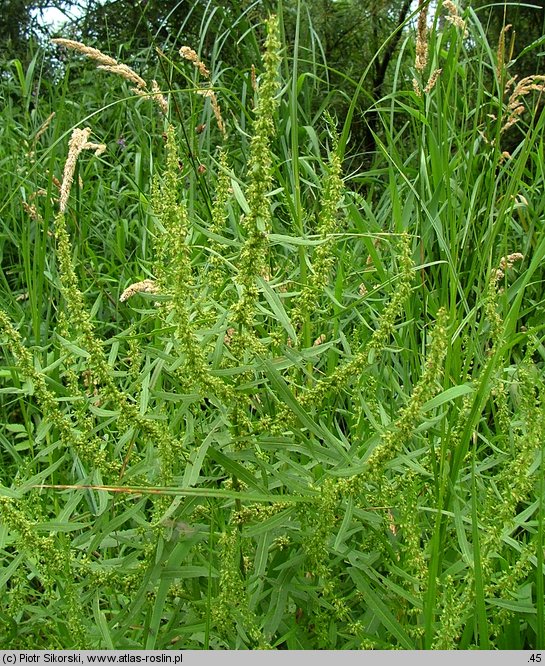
[272,233,415,432]
[0,309,119,476]
[292,124,344,333]
[0,497,87,648]
[232,16,281,337]
[207,148,233,288]
[212,528,269,648]
[154,125,233,409]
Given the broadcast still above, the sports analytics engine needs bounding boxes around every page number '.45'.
[529,655,542,663]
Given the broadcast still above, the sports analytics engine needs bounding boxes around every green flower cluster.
[0,497,86,647]
[153,125,233,409]
[292,123,344,338]
[0,309,118,476]
[231,16,281,337]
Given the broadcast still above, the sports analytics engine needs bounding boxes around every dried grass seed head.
[508,75,545,110]
[442,0,468,36]
[52,38,118,67]
[59,128,106,213]
[502,74,545,132]
[151,80,168,114]
[120,279,159,302]
[424,68,442,94]
[495,252,524,281]
[197,88,226,137]
[499,252,524,272]
[52,38,155,104]
[496,24,513,81]
[415,1,429,73]
[132,79,169,114]
[180,46,210,78]
[97,64,147,89]
[34,112,56,143]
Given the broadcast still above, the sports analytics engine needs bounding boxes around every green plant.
[1,2,544,650]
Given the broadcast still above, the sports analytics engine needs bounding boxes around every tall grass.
[1,1,544,649]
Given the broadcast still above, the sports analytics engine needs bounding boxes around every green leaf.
[349,568,414,648]
[260,357,348,460]
[421,384,474,412]
[257,277,297,341]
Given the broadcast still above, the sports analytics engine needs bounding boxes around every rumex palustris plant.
[1,5,544,650]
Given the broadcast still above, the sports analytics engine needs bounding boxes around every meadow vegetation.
[1,0,545,649]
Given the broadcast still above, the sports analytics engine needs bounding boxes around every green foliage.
[1,3,545,651]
